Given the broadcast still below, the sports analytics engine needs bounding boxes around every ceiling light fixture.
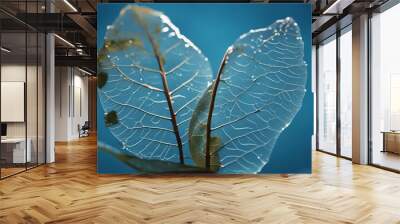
[78,67,93,76]
[54,34,75,48]
[322,0,353,15]
[63,0,78,12]
[1,47,11,53]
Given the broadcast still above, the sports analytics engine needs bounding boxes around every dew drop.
[161,27,169,33]
[184,43,189,48]
[204,57,208,61]
[168,32,176,37]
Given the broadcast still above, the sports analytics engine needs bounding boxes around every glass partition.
[317,36,337,154]
[371,4,400,171]
[27,31,38,169]
[0,1,46,179]
[1,31,28,177]
[339,27,352,158]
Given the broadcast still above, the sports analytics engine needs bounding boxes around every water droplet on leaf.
[161,27,169,33]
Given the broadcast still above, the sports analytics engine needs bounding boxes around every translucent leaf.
[98,6,212,164]
[188,84,222,172]
[192,17,307,173]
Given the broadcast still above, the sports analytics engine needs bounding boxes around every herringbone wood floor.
[1,135,400,224]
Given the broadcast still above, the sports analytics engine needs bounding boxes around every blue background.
[97,3,313,174]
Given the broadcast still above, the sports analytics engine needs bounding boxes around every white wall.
[55,66,69,141]
[1,65,41,137]
[54,67,89,141]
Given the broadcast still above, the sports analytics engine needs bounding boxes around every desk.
[382,131,400,154]
[1,138,31,163]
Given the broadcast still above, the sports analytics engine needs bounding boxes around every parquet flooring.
[1,135,400,223]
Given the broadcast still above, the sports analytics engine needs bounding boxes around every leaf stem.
[205,47,232,169]
[138,15,185,164]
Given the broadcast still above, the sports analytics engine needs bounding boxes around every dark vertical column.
[316,45,320,150]
[367,11,373,165]
[25,0,28,171]
[44,0,47,164]
[0,18,2,179]
[336,28,341,157]
[36,0,39,167]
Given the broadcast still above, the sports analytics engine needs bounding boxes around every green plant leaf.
[188,84,222,172]
[99,143,211,173]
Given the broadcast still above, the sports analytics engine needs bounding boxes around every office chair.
[79,121,90,138]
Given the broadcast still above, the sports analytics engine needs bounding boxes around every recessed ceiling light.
[1,47,11,53]
[54,34,75,48]
[63,0,78,12]
[78,67,93,76]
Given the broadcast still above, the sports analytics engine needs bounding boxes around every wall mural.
[97,3,312,174]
